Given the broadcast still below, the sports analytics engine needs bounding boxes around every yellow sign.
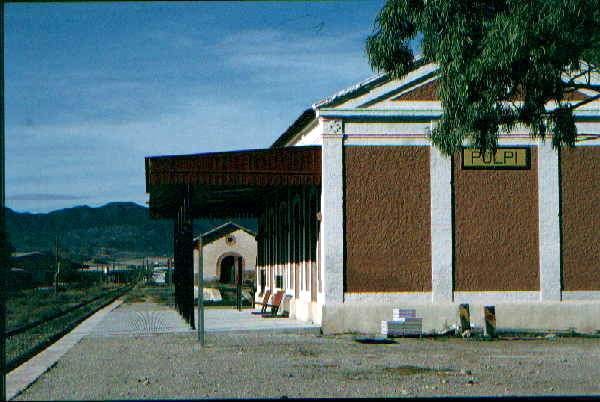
[462,148,530,170]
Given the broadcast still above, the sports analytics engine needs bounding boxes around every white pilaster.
[321,119,345,305]
[430,146,454,303]
[538,140,561,301]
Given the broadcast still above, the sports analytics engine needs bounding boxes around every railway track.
[6,284,134,371]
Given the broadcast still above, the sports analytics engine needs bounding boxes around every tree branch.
[566,93,600,110]
[564,64,599,87]
[542,93,600,116]
[563,82,600,91]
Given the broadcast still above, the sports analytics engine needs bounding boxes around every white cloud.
[213,27,374,83]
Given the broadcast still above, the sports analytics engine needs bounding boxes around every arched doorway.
[220,256,235,283]
[217,253,244,284]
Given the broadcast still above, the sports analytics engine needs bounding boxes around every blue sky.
[5,1,388,213]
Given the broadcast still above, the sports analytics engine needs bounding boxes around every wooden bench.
[251,289,272,315]
[262,290,288,318]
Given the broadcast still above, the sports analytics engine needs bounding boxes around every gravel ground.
[13,330,600,400]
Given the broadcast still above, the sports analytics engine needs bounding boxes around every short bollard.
[484,305,497,338]
[459,303,471,335]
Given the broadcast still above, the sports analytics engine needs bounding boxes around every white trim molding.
[317,108,600,121]
[454,291,540,303]
[344,292,432,304]
[562,291,600,301]
[344,137,430,146]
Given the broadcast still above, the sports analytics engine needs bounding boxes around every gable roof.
[314,57,430,109]
[271,59,437,147]
[271,60,600,147]
[195,222,256,246]
[313,73,390,109]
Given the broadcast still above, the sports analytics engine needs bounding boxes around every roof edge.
[314,57,429,109]
[194,221,257,245]
[271,108,316,149]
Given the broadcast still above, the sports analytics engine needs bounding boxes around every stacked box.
[381,308,422,337]
[392,308,417,320]
[381,318,423,337]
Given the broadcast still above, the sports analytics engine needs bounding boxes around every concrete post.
[430,146,454,303]
[484,306,496,338]
[459,303,471,333]
[538,140,562,301]
[321,119,344,305]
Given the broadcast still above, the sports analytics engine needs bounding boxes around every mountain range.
[5,202,257,261]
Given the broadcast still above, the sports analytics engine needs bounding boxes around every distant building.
[11,251,55,285]
[193,222,257,285]
[8,268,34,290]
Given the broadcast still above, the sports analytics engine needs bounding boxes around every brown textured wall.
[391,79,586,103]
[453,149,539,291]
[561,146,600,291]
[392,80,438,101]
[344,146,431,292]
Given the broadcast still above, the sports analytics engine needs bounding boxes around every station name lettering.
[462,148,529,170]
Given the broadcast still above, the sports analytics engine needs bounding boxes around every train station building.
[145,61,600,334]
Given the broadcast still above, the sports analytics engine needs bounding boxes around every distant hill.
[5,202,257,261]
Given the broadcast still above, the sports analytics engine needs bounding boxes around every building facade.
[255,62,600,334]
[193,222,257,285]
[146,62,600,334]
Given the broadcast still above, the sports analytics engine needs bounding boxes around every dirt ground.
[13,330,600,400]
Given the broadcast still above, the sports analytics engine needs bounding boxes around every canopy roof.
[145,146,321,219]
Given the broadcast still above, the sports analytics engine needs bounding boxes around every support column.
[181,197,195,328]
[321,119,344,305]
[236,256,243,311]
[286,189,293,296]
[538,140,562,301]
[173,212,181,313]
[197,237,204,345]
[173,192,195,329]
[430,146,454,303]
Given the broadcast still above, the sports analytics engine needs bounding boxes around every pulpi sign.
[462,147,531,170]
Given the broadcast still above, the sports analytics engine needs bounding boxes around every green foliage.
[366,0,600,155]
[6,284,128,370]
[6,283,120,329]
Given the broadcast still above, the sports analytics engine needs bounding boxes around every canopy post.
[197,238,205,346]
[236,256,243,311]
